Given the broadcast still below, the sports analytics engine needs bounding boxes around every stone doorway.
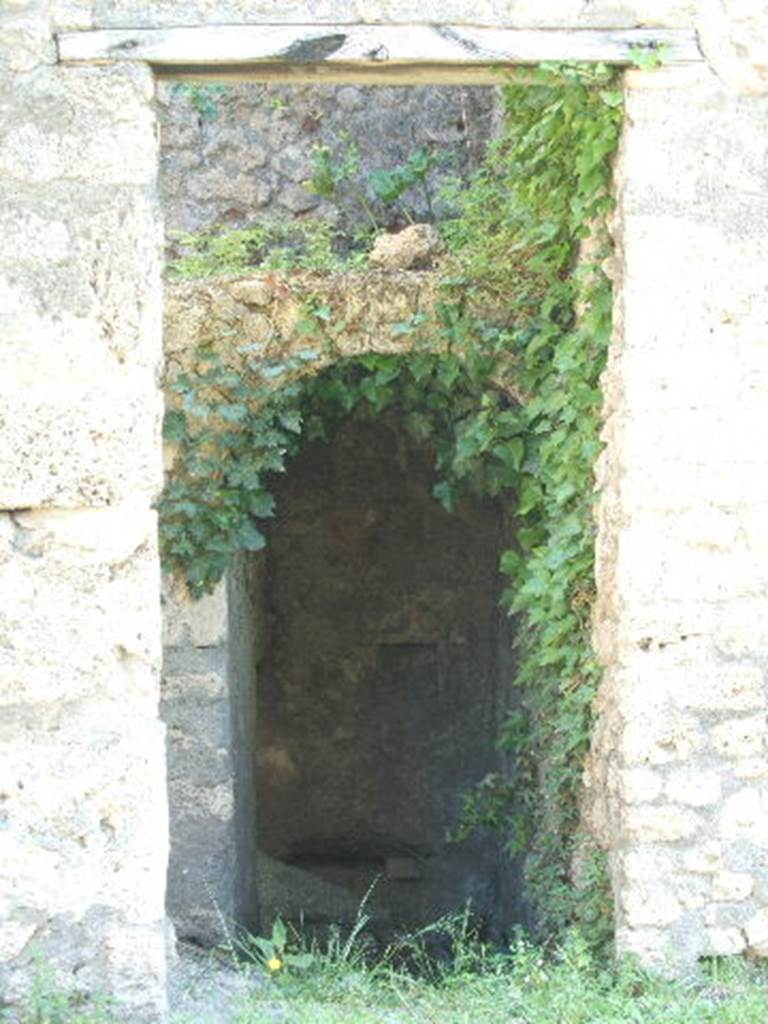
[161,404,521,946]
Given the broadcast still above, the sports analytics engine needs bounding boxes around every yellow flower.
[266,957,283,973]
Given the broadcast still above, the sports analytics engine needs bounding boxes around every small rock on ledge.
[368,223,442,271]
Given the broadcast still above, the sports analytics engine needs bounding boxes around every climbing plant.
[158,62,623,944]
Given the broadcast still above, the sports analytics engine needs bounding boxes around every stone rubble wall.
[158,81,497,245]
[164,270,440,375]
[0,1,167,1019]
[587,61,768,965]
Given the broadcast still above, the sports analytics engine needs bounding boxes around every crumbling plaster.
[1,0,768,1018]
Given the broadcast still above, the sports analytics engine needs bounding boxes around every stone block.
[90,0,697,28]
[711,716,766,758]
[622,885,684,928]
[712,871,753,901]
[720,788,768,843]
[0,64,157,186]
[0,374,162,509]
[621,767,663,804]
[616,522,765,604]
[0,706,167,1016]
[745,908,768,955]
[625,805,703,843]
[0,184,163,371]
[162,577,228,648]
[704,927,747,955]
[0,505,161,708]
[162,670,227,701]
[623,846,682,882]
[623,707,702,765]
[665,768,722,807]
[0,12,56,71]
[714,597,768,657]
[697,0,768,95]
[683,842,723,874]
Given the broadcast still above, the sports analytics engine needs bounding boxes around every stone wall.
[4,0,768,1017]
[0,2,167,1019]
[586,62,768,965]
[158,81,497,244]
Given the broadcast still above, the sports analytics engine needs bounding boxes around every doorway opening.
[250,412,519,939]
[158,79,526,947]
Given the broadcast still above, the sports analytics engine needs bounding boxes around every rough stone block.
[622,706,703,765]
[0,374,163,509]
[0,707,167,1016]
[704,927,747,955]
[720,788,768,843]
[683,842,723,874]
[711,716,766,759]
[90,0,697,29]
[698,0,768,94]
[622,885,684,928]
[665,768,722,807]
[0,64,157,186]
[712,871,753,901]
[0,505,161,707]
[1,184,163,371]
[625,805,703,843]
[162,577,228,648]
[621,767,663,804]
[162,670,227,701]
[623,846,682,882]
[745,908,768,955]
[0,11,56,71]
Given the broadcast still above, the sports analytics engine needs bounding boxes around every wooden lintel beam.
[152,62,509,86]
[57,24,702,73]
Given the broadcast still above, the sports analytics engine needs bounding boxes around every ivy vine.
[158,63,623,945]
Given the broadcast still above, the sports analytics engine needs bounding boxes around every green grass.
[8,926,768,1024]
[230,919,768,1024]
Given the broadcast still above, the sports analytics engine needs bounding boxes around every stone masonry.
[157,81,497,245]
[1,0,768,1019]
[0,2,167,1020]
[585,59,768,965]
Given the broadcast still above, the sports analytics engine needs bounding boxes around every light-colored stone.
[711,716,766,759]
[0,506,161,708]
[87,0,699,29]
[665,768,722,807]
[162,577,228,648]
[0,66,157,186]
[720,788,768,842]
[625,805,703,843]
[712,871,753,901]
[622,885,683,928]
[683,842,723,874]
[704,927,747,955]
[623,846,681,882]
[369,223,443,271]
[622,708,703,765]
[162,671,227,701]
[698,0,768,95]
[3,0,768,1005]
[622,767,663,804]
[745,908,768,955]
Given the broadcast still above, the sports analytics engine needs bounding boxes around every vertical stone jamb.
[590,61,768,965]
[0,2,167,1017]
